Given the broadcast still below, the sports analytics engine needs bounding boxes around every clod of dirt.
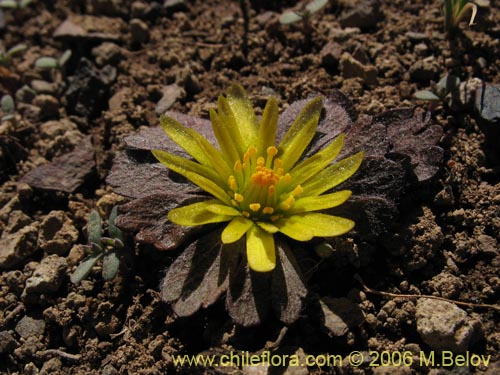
[338,0,382,30]
[21,136,95,193]
[23,254,67,295]
[4,210,32,234]
[53,15,126,42]
[319,297,365,337]
[65,58,116,118]
[32,95,59,120]
[340,52,378,86]
[15,316,45,339]
[0,224,39,269]
[91,42,123,67]
[0,331,17,354]
[39,210,79,255]
[130,18,150,45]
[416,298,483,352]
[38,119,84,159]
[154,84,185,115]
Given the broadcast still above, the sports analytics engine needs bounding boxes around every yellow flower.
[152,84,363,272]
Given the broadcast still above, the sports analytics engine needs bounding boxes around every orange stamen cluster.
[227,146,303,221]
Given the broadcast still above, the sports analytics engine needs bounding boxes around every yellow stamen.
[242,211,250,218]
[231,199,238,207]
[234,160,242,172]
[228,175,238,191]
[263,207,274,214]
[267,146,278,156]
[249,203,261,211]
[270,215,281,222]
[234,193,244,203]
[291,185,303,196]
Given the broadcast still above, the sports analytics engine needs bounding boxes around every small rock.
[40,357,62,375]
[405,31,428,41]
[30,80,58,95]
[409,56,440,82]
[23,255,67,295]
[338,0,382,30]
[0,225,39,269]
[319,297,365,336]
[458,77,482,108]
[54,15,125,42]
[4,210,32,234]
[91,42,123,66]
[130,18,149,45]
[475,83,500,123]
[65,58,116,118]
[39,211,79,255]
[416,298,482,352]
[428,272,464,299]
[15,316,46,339]
[320,41,343,70]
[96,193,125,218]
[477,234,498,256]
[340,52,378,85]
[15,85,36,104]
[0,331,17,354]
[32,95,59,119]
[164,0,188,12]
[155,84,185,115]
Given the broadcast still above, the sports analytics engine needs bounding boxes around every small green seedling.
[443,0,477,35]
[414,74,460,110]
[0,43,27,66]
[35,49,72,70]
[0,0,33,8]
[1,94,16,122]
[70,206,125,284]
[279,0,328,25]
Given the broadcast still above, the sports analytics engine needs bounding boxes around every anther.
[249,203,261,212]
[262,207,274,214]
[234,193,244,203]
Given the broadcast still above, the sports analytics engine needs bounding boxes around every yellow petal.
[210,109,242,164]
[168,201,234,226]
[276,217,315,241]
[288,190,352,214]
[152,149,231,204]
[159,115,211,167]
[289,213,355,237]
[226,83,258,148]
[256,96,279,155]
[301,151,364,196]
[290,134,345,185]
[216,95,246,155]
[246,225,276,272]
[278,97,323,171]
[256,221,279,233]
[221,217,253,243]
[205,201,241,216]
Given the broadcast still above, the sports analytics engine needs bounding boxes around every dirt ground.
[0,0,499,374]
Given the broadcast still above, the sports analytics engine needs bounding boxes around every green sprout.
[70,206,125,284]
[414,74,460,110]
[35,49,72,70]
[443,0,477,35]
[152,84,363,272]
[279,0,328,49]
[1,94,16,122]
[279,0,328,25]
[0,0,33,9]
[0,43,27,66]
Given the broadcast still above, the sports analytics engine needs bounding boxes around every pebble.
[23,254,67,295]
[91,42,123,66]
[338,0,381,30]
[319,297,365,337]
[30,80,58,95]
[154,83,184,115]
[130,18,149,45]
[0,224,39,269]
[416,298,482,352]
[39,211,79,255]
[15,316,46,339]
[320,41,343,70]
[340,52,378,85]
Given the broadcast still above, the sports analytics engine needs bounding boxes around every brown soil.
[0,0,499,374]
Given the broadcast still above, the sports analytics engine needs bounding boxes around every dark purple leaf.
[21,136,95,193]
[226,250,271,327]
[271,240,308,324]
[115,193,206,251]
[106,151,202,200]
[160,230,234,317]
[375,108,443,182]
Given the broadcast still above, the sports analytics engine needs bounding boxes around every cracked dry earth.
[0,0,499,374]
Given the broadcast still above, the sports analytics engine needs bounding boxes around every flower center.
[227,146,303,222]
